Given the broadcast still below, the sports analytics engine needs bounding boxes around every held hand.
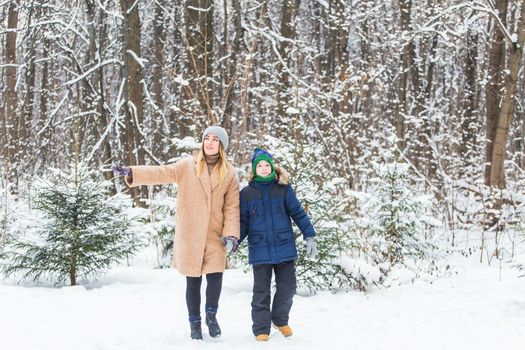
[111,164,132,177]
[221,236,239,253]
[305,237,317,259]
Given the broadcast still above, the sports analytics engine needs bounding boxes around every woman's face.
[256,160,272,177]
[203,133,221,155]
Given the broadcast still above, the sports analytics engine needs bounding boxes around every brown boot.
[255,334,269,341]
[274,325,292,337]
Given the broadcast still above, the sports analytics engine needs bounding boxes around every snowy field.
[1,252,524,350]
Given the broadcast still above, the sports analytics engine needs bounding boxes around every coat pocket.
[250,205,264,217]
[248,232,266,247]
[248,205,265,231]
[276,230,294,243]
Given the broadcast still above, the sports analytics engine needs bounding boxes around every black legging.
[186,272,223,319]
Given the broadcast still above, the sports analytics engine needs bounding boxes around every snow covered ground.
[1,252,524,350]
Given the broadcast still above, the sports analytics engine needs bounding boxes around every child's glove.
[305,237,317,259]
[221,236,239,253]
[111,164,132,176]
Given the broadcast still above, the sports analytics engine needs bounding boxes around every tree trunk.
[3,0,20,194]
[166,1,183,160]
[119,0,147,203]
[20,5,37,174]
[419,33,439,181]
[487,0,525,188]
[276,0,300,139]
[181,0,215,135]
[38,34,51,169]
[322,1,335,80]
[484,0,508,187]
[84,1,113,186]
[311,0,322,79]
[69,254,77,286]
[405,1,432,178]
[232,1,265,162]
[152,0,166,156]
[394,0,412,152]
[97,8,113,182]
[222,0,242,132]
[460,30,479,175]
[336,0,350,115]
[359,0,374,121]
[77,1,98,161]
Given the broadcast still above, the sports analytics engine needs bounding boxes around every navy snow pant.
[251,260,296,336]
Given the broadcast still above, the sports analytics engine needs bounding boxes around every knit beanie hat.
[251,148,276,182]
[202,126,229,150]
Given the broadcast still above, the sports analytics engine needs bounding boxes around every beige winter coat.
[125,156,240,277]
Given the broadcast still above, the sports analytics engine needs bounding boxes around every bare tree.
[485,0,525,188]
[2,0,20,194]
[394,0,412,152]
[459,29,480,175]
[180,0,215,136]
[151,0,166,156]
[119,0,147,202]
[221,0,242,132]
[37,31,51,170]
[84,0,113,186]
[20,4,38,172]
[276,0,300,139]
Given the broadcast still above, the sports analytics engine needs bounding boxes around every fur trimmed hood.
[247,164,289,185]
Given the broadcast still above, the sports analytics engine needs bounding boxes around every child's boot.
[255,334,269,341]
[274,324,293,337]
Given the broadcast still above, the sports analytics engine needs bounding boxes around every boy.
[239,148,317,341]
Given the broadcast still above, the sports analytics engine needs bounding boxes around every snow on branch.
[59,5,89,45]
[126,50,148,68]
[115,78,127,123]
[142,146,164,166]
[423,0,515,46]
[37,92,69,137]
[63,59,123,86]
[0,64,18,69]
[187,5,212,13]
[128,99,147,139]
[95,0,124,19]
[85,115,117,164]
[126,0,141,15]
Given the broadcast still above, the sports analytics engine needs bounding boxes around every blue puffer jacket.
[239,166,315,265]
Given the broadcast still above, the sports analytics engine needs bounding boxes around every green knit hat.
[251,148,276,182]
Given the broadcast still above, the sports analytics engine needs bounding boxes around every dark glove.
[221,236,239,253]
[111,164,132,177]
[305,237,317,259]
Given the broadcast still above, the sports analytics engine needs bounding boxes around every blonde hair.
[195,143,229,183]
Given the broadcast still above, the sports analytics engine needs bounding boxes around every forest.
[1,0,524,289]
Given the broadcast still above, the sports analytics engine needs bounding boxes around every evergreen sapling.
[1,162,141,286]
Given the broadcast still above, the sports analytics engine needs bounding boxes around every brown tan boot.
[274,325,293,337]
[255,334,269,341]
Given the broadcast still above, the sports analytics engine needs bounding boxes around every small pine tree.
[1,162,141,286]
[363,158,440,279]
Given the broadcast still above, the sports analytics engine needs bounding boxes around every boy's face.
[256,160,272,177]
[203,133,221,156]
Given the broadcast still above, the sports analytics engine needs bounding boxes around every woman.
[111,126,240,340]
